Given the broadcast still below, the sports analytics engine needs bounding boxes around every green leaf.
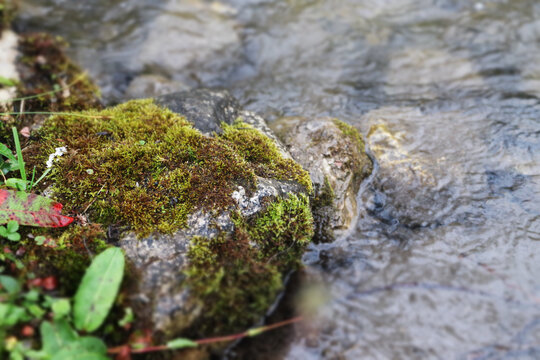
[24,289,40,302]
[50,337,108,360]
[5,178,28,191]
[166,338,198,350]
[51,299,71,320]
[0,189,74,227]
[7,220,19,233]
[34,236,46,245]
[25,303,45,318]
[0,303,28,327]
[0,76,16,87]
[40,319,78,355]
[12,127,26,182]
[73,247,125,332]
[118,306,134,327]
[0,275,20,294]
[0,143,16,162]
[0,226,8,237]
[7,232,20,241]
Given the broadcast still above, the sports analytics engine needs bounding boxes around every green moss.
[332,118,366,153]
[186,193,313,335]
[221,120,313,193]
[247,193,313,266]
[186,231,283,334]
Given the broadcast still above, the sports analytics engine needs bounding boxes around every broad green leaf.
[166,338,198,350]
[73,247,125,332]
[5,178,28,191]
[7,232,21,241]
[51,337,108,360]
[24,289,40,302]
[7,220,18,233]
[0,143,16,162]
[0,189,74,227]
[40,319,78,355]
[23,349,49,360]
[0,275,20,295]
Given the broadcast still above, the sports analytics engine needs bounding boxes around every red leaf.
[0,189,74,227]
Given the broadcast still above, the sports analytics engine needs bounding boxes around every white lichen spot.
[46,147,67,168]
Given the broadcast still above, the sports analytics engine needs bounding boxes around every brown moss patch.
[24,99,262,236]
[16,32,101,114]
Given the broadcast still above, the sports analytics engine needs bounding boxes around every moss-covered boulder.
[271,117,373,242]
[25,90,313,346]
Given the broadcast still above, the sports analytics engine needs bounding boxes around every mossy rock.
[271,116,373,242]
[24,93,314,343]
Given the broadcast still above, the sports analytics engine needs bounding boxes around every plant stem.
[7,72,87,103]
[107,316,303,355]
[11,127,25,182]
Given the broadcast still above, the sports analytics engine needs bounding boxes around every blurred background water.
[16,0,540,359]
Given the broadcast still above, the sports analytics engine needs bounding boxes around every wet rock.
[271,117,373,242]
[364,124,452,228]
[156,88,240,134]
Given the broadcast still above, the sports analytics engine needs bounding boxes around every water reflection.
[16,0,540,358]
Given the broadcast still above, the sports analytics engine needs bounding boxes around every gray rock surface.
[271,117,373,242]
[156,88,239,134]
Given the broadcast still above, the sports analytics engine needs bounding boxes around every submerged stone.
[364,123,452,228]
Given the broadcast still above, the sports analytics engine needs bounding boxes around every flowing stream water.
[16,0,540,359]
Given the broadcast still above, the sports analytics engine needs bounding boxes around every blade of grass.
[6,72,87,103]
[29,167,36,190]
[1,112,110,119]
[12,127,25,182]
[31,168,51,189]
